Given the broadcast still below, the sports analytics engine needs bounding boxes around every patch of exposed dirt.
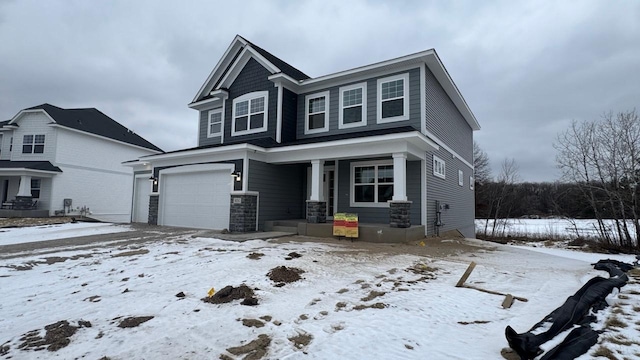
[225,334,271,360]
[458,320,491,325]
[201,285,258,305]
[353,302,387,310]
[289,332,313,349]
[361,290,386,302]
[267,266,304,285]
[0,217,73,229]
[111,249,149,258]
[17,320,90,352]
[242,319,265,328]
[117,316,154,328]
[285,252,302,260]
[247,252,265,260]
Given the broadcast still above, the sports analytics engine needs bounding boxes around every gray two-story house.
[128,35,480,240]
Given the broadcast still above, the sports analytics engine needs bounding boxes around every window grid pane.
[250,97,264,113]
[23,135,33,144]
[343,88,362,107]
[210,112,222,124]
[381,79,404,100]
[354,164,394,204]
[236,101,248,116]
[309,97,325,114]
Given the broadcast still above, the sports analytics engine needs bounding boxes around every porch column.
[390,153,411,228]
[307,159,326,223]
[15,175,34,210]
[392,153,407,201]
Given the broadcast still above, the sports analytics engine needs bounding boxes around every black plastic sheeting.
[505,259,633,360]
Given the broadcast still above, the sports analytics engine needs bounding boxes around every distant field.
[475,218,638,241]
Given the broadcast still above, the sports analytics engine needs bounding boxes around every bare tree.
[491,158,520,237]
[473,141,491,185]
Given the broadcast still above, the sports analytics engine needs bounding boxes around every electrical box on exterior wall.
[64,198,72,207]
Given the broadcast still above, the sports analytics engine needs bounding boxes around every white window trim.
[338,82,367,129]
[207,108,223,138]
[433,155,446,179]
[377,73,409,123]
[231,91,269,136]
[305,91,330,134]
[458,170,464,186]
[350,160,393,208]
[470,176,475,190]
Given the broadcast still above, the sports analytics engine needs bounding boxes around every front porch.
[0,209,49,218]
[265,219,425,244]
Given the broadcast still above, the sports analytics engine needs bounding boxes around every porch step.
[271,225,298,234]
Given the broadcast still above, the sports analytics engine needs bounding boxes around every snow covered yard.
[0,229,639,359]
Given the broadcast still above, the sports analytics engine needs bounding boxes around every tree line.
[475,109,640,250]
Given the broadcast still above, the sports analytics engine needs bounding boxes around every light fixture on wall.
[231,171,241,182]
[148,176,158,185]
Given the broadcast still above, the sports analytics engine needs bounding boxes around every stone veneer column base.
[14,196,34,210]
[148,194,159,225]
[230,194,258,233]
[389,201,412,228]
[306,200,327,223]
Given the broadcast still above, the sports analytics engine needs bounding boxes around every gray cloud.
[1,0,638,182]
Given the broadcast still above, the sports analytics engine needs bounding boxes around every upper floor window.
[433,155,446,179]
[339,83,367,129]
[305,91,330,134]
[351,161,394,207]
[458,170,464,186]
[377,73,409,123]
[232,91,268,136]
[23,134,45,154]
[207,108,223,137]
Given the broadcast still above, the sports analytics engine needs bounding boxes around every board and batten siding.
[336,159,421,225]
[198,106,222,147]
[425,67,473,164]
[281,88,298,143]
[425,149,475,238]
[296,68,422,140]
[247,160,305,230]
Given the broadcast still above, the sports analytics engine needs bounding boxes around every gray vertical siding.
[281,88,298,143]
[296,68,422,139]
[336,159,421,225]
[248,160,305,230]
[425,149,475,238]
[425,67,473,163]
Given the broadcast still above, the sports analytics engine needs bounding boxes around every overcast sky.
[1,0,638,182]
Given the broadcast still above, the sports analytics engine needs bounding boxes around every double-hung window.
[458,170,464,186]
[339,83,366,129]
[232,91,268,136]
[207,108,223,137]
[305,91,330,134]
[433,155,446,179]
[351,161,394,207]
[377,73,409,123]
[22,134,45,154]
[31,179,41,198]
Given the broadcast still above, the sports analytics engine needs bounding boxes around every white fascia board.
[140,143,264,163]
[9,109,57,125]
[265,132,438,164]
[424,129,474,169]
[268,73,301,92]
[424,52,480,131]
[218,47,280,89]
[188,96,223,110]
[0,168,58,177]
[159,163,234,176]
[49,124,162,154]
[191,35,247,104]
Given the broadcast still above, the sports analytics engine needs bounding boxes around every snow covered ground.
[0,229,639,359]
[0,222,132,246]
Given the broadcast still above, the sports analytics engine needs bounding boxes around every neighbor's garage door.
[132,176,151,223]
[159,165,232,230]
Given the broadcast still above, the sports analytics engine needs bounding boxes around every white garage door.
[159,166,231,230]
[133,176,151,223]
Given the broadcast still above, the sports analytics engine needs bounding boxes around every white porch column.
[392,153,407,201]
[309,159,324,201]
[17,175,32,197]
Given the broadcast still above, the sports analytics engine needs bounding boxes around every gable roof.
[241,37,310,81]
[0,160,62,173]
[7,104,162,152]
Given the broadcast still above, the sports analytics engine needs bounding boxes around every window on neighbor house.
[305,91,330,134]
[22,134,45,154]
[208,108,223,137]
[339,83,366,129]
[377,73,409,122]
[352,162,394,207]
[433,155,446,179]
[232,91,268,136]
[459,170,464,186]
[31,179,41,198]
[10,136,13,152]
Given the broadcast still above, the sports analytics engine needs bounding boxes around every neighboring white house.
[0,104,162,222]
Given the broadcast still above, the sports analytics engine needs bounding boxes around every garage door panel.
[160,170,230,230]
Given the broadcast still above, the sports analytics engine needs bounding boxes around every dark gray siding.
[336,159,421,225]
[198,106,223,147]
[248,160,305,230]
[425,148,475,238]
[281,88,298,143]
[296,68,422,140]
[425,67,473,163]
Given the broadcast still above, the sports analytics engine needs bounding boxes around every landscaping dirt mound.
[17,320,91,352]
[224,334,271,360]
[267,266,304,284]
[117,316,154,328]
[201,285,258,305]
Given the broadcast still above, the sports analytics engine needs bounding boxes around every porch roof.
[0,160,62,175]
